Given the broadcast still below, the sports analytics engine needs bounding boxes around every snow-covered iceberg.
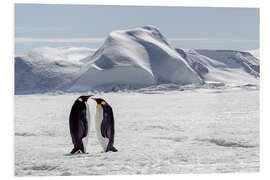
[69,26,203,91]
[247,49,259,59]
[15,26,203,94]
[176,49,259,86]
[15,47,96,94]
[15,26,259,94]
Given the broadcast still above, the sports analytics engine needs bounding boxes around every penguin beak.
[91,98,100,103]
[86,95,93,100]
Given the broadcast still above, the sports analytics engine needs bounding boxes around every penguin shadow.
[63,150,113,158]
[63,151,90,157]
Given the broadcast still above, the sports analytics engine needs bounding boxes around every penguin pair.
[69,95,117,154]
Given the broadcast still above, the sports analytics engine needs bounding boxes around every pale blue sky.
[15,4,259,55]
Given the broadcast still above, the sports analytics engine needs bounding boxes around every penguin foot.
[111,147,118,152]
[71,150,89,155]
[70,149,78,154]
[70,149,83,155]
[106,146,118,152]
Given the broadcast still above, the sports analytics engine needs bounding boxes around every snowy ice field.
[14,26,260,176]
[15,87,259,176]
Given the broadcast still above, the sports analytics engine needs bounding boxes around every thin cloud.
[15,37,106,44]
[168,38,214,41]
[168,38,259,42]
[15,37,259,44]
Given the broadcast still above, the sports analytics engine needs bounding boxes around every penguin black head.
[77,95,93,102]
[92,98,106,105]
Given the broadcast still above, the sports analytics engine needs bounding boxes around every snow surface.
[15,26,260,94]
[15,47,96,94]
[176,49,259,86]
[70,26,203,91]
[14,25,260,176]
[15,87,259,176]
[27,46,96,62]
[247,49,260,59]
[15,26,206,94]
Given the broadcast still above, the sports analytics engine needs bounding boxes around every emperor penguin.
[69,95,92,154]
[92,98,118,152]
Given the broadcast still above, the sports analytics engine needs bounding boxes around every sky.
[15,4,259,55]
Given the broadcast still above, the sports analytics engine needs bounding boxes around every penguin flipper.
[101,111,111,138]
[101,121,109,138]
[80,108,88,138]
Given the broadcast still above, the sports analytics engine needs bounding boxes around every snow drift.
[15,26,260,94]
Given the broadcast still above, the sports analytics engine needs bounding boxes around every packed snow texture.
[14,26,260,176]
[15,26,259,94]
[15,47,96,94]
[15,88,259,176]
[247,49,260,59]
[69,26,202,91]
[176,49,259,86]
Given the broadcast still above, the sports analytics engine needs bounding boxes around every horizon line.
[15,37,259,44]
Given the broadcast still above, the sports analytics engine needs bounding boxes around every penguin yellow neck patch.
[101,101,105,105]
[78,98,88,107]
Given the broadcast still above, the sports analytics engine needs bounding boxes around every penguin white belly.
[95,104,109,152]
[82,102,91,152]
